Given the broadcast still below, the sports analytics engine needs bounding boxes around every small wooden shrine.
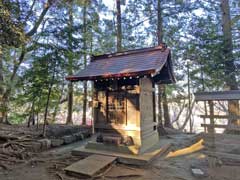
[67,44,175,154]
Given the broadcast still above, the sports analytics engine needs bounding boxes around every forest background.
[0,0,239,132]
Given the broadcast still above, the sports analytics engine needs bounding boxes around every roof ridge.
[91,43,168,61]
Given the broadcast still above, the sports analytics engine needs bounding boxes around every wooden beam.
[201,124,240,131]
[194,90,240,101]
[200,115,240,119]
[201,124,227,128]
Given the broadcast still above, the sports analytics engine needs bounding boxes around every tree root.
[0,163,10,170]
[55,173,64,180]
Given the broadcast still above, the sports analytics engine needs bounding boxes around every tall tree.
[0,0,53,123]
[157,0,163,128]
[221,0,239,125]
[43,54,57,136]
[156,0,171,128]
[116,0,122,51]
[82,0,88,125]
[66,1,74,125]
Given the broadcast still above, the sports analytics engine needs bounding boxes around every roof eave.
[66,69,155,81]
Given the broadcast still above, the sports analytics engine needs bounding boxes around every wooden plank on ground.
[64,154,117,177]
[206,151,240,162]
[105,164,144,178]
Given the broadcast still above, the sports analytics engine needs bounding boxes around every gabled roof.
[66,44,175,83]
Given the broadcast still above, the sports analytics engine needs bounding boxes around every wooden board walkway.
[64,154,116,177]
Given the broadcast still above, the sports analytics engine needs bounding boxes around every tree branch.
[24,0,37,23]
[26,0,52,37]
[10,47,25,81]
[178,99,195,131]
[171,99,186,124]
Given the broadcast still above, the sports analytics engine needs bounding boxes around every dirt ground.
[1,146,239,180]
[0,124,91,139]
[0,125,240,180]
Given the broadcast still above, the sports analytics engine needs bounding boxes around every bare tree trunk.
[0,49,4,123]
[52,83,64,122]
[0,100,7,124]
[157,0,163,128]
[28,100,35,127]
[82,0,88,125]
[36,102,40,130]
[66,2,74,125]
[42,74,54,137]
[43,59,56,137]
[221,0,240,125]
[36,112,39,129]
[157,0,163,45]
[116,0,122,52]
[66,82,73,124]
[162,85,171,128]
[0,93,11,124]
[157,0,171,128]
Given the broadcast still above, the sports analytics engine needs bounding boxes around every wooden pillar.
[93,84,98,129]
[208,100,216,167]
[208,101,214,134]
[208,100,215,147]
[139,76,159,153]
[106,89,109,123]
[152,83,156,123]
[91,82,95,134]
[203,101,208,133]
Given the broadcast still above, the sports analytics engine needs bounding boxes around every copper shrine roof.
[66,45,175,82]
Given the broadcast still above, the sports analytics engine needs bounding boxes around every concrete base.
[86,141,138,154]
[138,130,159,154]
[72,140,171,166]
